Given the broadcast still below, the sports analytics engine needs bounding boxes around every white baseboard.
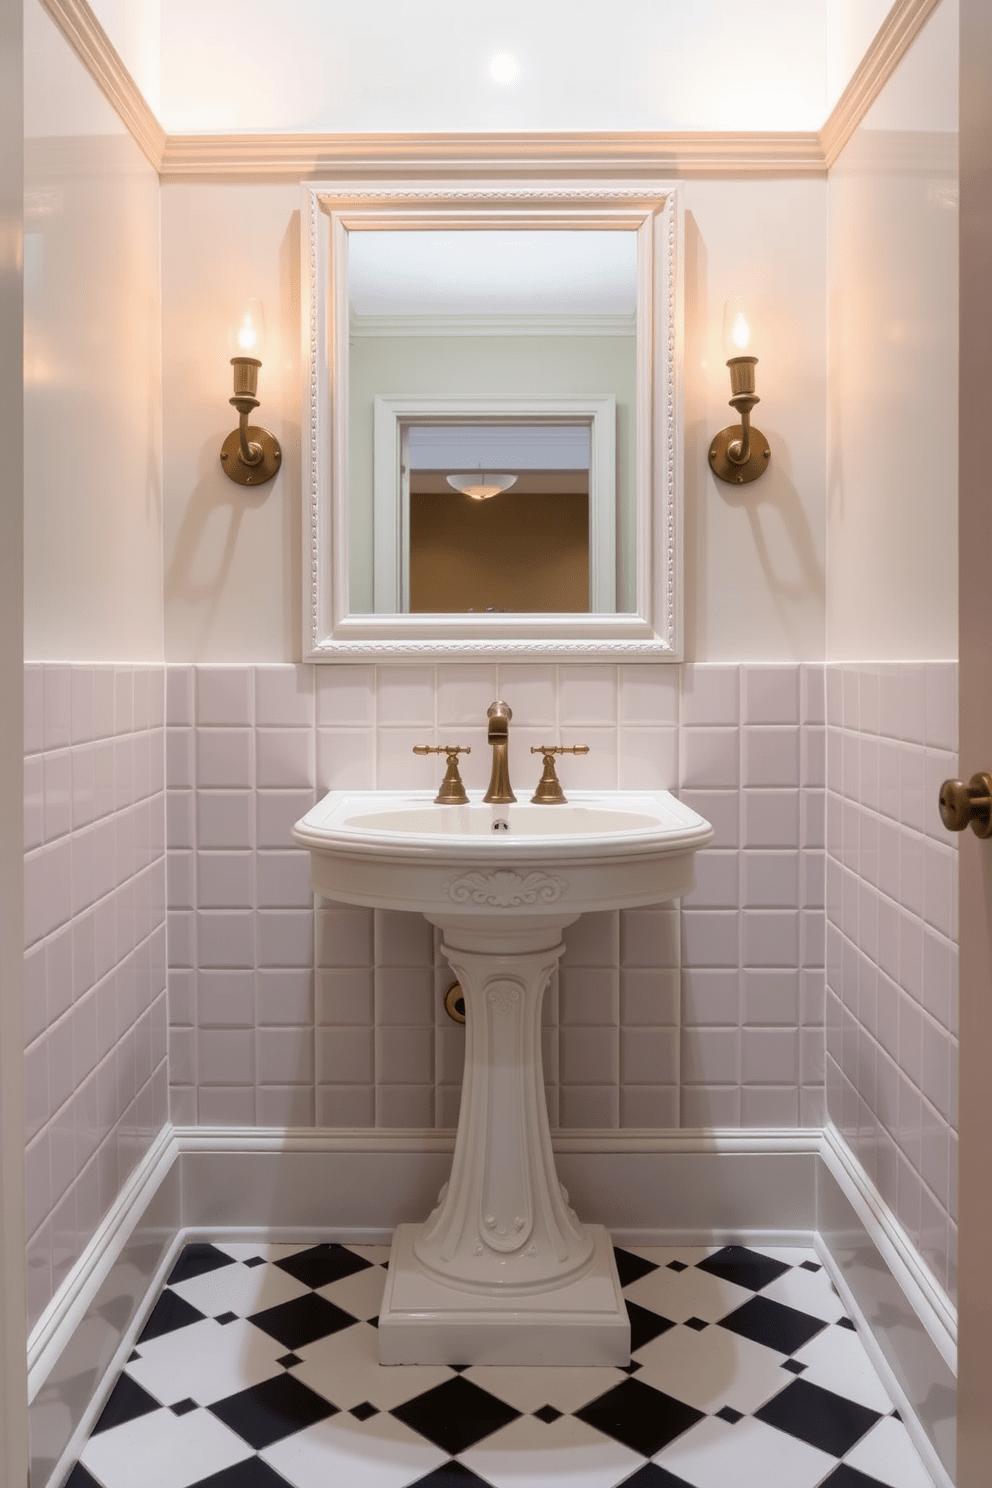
[29,1124,956,1488]
[27,1123,177,1400]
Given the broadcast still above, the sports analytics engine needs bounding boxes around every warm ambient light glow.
[230,299,266,360]
[446,473,518,501]
[722,297,755,361]
[489,52,520,84]
[729,310,751,352]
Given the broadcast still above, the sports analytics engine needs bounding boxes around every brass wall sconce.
[709,299,771,486]
[220,301,281,487]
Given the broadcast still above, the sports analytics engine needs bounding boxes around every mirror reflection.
[347,229,638,614]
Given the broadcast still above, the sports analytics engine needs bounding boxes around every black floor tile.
[63,1465,102,1488]
[782,1359,807,1375]
[837,1317,857,1331]
[407,1463,496,1488]
[533,1405,563,1423]
[718,1295,827,1355]
[248,1293,358,1350]
[684,1317,709,1332]
[276,1352,302,1368]
[715,1406,744,1424]
[350,1401,379,1420]
[817,1466,893,1488]
[575,1377,704,1458]
[274,1243,373,1291]
[800,1260,822,1273]
[137,1290,207,1343]
[244,1256,267,1269]
[170,1397,199,1416]
[209,1373,337,1450]
[216,1312,239,1325]
[614,1248,661,1289]
[628,1300,676,1353]
[189,1459,296,1488]
[696,1244,790,1293]
[91,1373,161,1434]
[666,1260,688,1273]
[168,1244,238,1287]
[754,1378,881,1457]
[392,1375,521,1456]
[616,1465,698,1488]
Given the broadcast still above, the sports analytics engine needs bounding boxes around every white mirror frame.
[301,182,683,662]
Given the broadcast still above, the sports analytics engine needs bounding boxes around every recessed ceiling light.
[489,52,521,85]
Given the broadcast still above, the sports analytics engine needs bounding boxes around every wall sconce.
[446,472,518,501]
[708,298,771,485]
[220,301,281,486]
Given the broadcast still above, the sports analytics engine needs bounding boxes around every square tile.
[841,1416,937,1488]
[209,1374,338,1451]
[459,1412,643,1488]
[754,1378,881,1457]
[127,1318,288,1408]
[791,1324,895,1415]
[654,1414,834,1488]
[621,1257,754,1325]
[169,1259,312,1320]
[92,1373,162,1433]
[633,1320,798,1416]
[261,1411,448,1488]
[315,1264,387,1321]
[695,1245,790,1293]
[574,1377,704,1458]
[249,1294,359,1351]
[391,1375,521,1455]
[189,1460,296,1488]
[717,1296,828,1356]
[169,1244,241,1287]
[81,1405,253,1488]
[274,1244,374,1291]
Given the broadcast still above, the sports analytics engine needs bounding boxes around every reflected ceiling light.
[489,52,520,84]
[220,299,281,487]
[708,297,771,486]
[446,472,518,501]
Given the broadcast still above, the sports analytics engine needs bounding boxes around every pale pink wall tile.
[315,727,376,791]
[559,1086,617,1129]
[198,1086,256,1125]
[317,1027,374,1084]
[377,1085,434,1128]
[195,667,253,727]
[256,728,314,789]
[196,728,253,789]
[256,666,314,728]
[680,728,740,790]
[559,665,618,726]
[315,666,375,727]
[317,1086,375,1126]
[257,850,313,909]
[681,665,739,726]
[494,665,557,727]
[619,664,679,725]
[24,665,44,755]
[43,666,71,751]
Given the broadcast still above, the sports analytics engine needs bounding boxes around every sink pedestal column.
[378,913,630,1366]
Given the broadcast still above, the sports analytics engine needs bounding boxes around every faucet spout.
[484,700,516,803]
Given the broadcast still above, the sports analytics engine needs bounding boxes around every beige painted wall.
[825,0,958,662]
[23,1,164,663]
[162,176,827,663]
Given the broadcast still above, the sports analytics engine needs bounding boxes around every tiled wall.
[824,663,959,1302]
[23,665,168,1330]
[165,662,826,1133]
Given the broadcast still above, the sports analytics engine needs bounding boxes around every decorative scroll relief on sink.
[444,869,569,907]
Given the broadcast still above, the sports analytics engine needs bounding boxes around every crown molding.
[38,0,166,172]
[159,130,826,181]
[820,0,946,168]
[39,0,947,183]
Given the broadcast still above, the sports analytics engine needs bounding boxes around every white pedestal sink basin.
[293,789,712,1366]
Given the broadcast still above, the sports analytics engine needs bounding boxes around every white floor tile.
[214,1242,319,1263]
[261,1410,448,1488]
[462,1363,626,1416]
[623,1264,754,1326]
[791,1326,895,1415]
[654,1414,835,1488]
[843,1416,937,1488]
[292,1319,455,1411]
[757,1267,847,1324]
[316,1264,387,1320]
[169,1261,311,1319]
[80,1405,252,1488]
[633,1324,794,1415]
[459,1413,643,1488]
[127,1317,287,1406]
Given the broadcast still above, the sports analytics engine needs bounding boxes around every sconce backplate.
[709,424,771,486]
[220,426,282,486]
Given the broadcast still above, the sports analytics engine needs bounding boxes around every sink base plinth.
[378,1222,630,1366]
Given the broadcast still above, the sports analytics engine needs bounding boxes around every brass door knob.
[938,772,992,838]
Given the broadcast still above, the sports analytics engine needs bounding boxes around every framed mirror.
[301,182,682,661]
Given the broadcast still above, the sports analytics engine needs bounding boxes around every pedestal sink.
[293,789,712,1366]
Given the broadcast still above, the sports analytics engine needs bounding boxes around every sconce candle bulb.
[710,298,771,486]
[221,300,281,487]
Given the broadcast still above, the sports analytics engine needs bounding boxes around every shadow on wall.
[714,433,825,642]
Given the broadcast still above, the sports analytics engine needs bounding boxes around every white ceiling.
[143,0,895,136]
[348,231,638,322]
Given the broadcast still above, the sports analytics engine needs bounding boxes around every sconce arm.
[230,395,264,468]
[727,391,759,466]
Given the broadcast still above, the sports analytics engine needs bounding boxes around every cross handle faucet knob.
[530,744,590,804]
[413,744,472,804]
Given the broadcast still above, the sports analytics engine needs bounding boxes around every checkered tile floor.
[63,1240,936,1488]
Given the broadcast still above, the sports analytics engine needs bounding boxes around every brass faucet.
[483,700,516,803]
